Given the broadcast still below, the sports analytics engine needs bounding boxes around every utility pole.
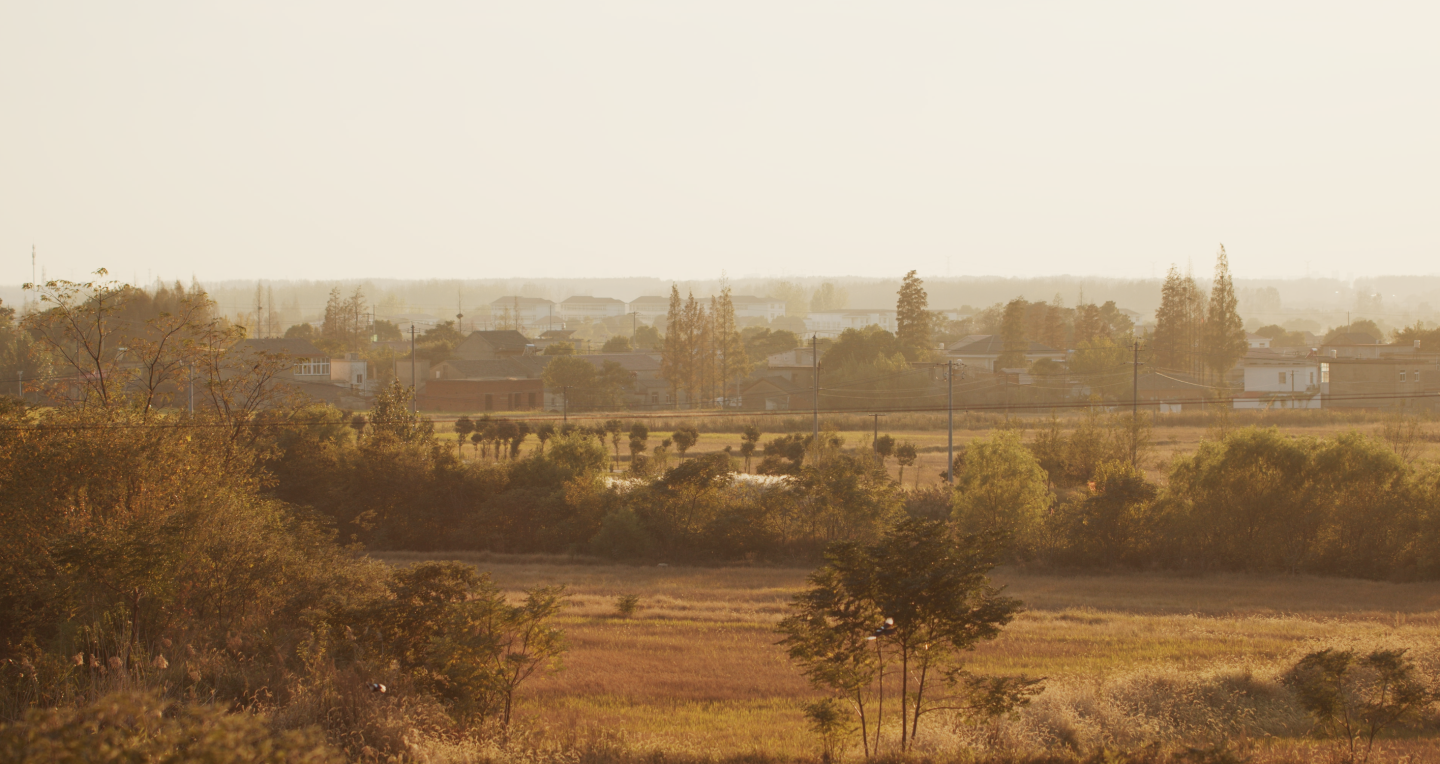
[410,325,417,415]
[870,413,887,452]
[562,386,569,424]
[811,334,819,444]
[1131,339,1142,467]
[947,360,954,484]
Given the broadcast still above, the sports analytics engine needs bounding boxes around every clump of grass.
[614,594,641,618]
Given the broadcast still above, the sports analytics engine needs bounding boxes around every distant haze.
[2,3,1438,285]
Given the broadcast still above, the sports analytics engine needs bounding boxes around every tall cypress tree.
[660,285,686,405]
[1153,266,1187,371]
[896,270,933,361]
[1203,245,1246,383]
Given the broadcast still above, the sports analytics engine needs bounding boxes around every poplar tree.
[996,298,1029,369]
[660,285,686,405]
[895,270,933,362]
[1203,245,1247,383]
[714,287,752,403]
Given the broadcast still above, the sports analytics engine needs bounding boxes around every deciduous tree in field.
[779,519,1035,756]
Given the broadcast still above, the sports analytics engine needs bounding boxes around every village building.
[944,335,1067,373]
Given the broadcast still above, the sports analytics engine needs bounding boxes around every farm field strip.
[376,553,1440,756]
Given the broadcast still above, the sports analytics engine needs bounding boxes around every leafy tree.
[283,322,317,339]
[1159,427,1317,571]
[777,519,1027,755]
[1053,460,1157,567]
[895,270,933,362]
[873,434,896,466]
[996,298,1028,369]
[544,341,575,356]
[1284,648,1434,764]
[601,335,632,353]
[672,427,699,459]
[810,282,849,313]
[373,318,402,341]
[742,327,800,363]
[895,442,918,485]
[740,425,762,473]
[453,415,475,456]
[632,324,663,350]
[951,431,1051,558]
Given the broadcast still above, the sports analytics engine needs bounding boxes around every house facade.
[559,296,627,322]
[1234,351,1321,409]
[453,330,535,361]
[729,295,788,322]
[805,309,898,336]
[945,335,1068,372]
[627,296,671,322]
[1322,356,1440,410]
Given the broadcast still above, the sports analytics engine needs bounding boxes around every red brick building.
[418,378,544,412]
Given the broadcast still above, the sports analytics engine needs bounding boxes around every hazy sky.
[3,3,1437,287]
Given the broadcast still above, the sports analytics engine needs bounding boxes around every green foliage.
[613,594,641,618]
[547,432,610,479]
[1052,460,1158,568]
[1284,648,1435,763]
[632,324,663,351]
[801,697,854,762]
[601,336,632,353]
[544,341,576,356]
[951,431,1052,558]
[542,356,631,410]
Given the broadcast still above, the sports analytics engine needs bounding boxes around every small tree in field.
[740,425,761,473]
[895,442,918,486]
[672,427,699,459]
[454,415,474,456]
[778,519,1032,756]
[1284,648,1435,764]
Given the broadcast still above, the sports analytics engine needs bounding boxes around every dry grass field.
[375,552,1440,762]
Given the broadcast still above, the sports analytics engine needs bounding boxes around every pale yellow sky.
[2,2,1437,285]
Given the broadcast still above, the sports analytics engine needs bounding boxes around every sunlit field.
[375,552,1440,762]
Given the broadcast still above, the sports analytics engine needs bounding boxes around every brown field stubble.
[376,553,1440,762]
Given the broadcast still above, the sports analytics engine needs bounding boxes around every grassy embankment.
[375,552,1440,762]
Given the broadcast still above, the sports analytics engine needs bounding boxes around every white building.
[805,309,898,336]
[627,295,671,322]
[729,295,788,322]
[559,295,627,322]
[1234,350,1321,409]
[1246,333,1272,349]
[488,296,557,333]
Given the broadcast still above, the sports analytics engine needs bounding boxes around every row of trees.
[1152,245,1248,381]
[659,285,753,406]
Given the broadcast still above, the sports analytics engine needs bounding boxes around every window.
[1400,370,1407,382]
[297,357,331,377]
[1321,363,1330,384]
[1309,371,1315,385]
[1416,370,1422,384]
[485,394,493,411]
[1279,372,1287,384]
[528,392,537,408]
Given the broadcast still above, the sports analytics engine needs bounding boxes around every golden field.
[375,552,1440,762]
